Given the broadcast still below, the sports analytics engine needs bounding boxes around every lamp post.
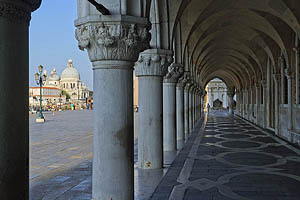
[35,65,47,123]
[59,93,62,111]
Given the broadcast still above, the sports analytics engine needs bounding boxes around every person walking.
[207,103,211,113]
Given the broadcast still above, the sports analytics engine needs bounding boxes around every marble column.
[228,92,234,115]
[285,69,294,131]
[189,85,194,133]
[193,88,196,127]
[250,87,254,119]
[0,1,41,199]
[184,79,191,140]
[293,47,299,105]
[262,80,267,128]
[273,74,281,135]
[176,70,187,143]
[280,56,285,104]
[256,84,260,124]
[135,49,173,169]
[75,15,150,200]
[163,64,183,151]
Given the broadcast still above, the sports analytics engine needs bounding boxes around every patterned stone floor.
[29,111,174,200]
[151,111,300,200]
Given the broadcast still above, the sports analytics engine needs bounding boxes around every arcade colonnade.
[1,0,300,199]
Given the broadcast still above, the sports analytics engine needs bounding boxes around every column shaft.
[0,1,39,198]
[256,86,259,124]
[189,88,193,133]
[163,82,177,151]
[285,69,293,131]
[273,74,280,135]
[135,49,173,169]
[176,86,184,141]
[93,61,134,200]
[262,81,267,128]
[138,76,163,168]
[184,85,190,140]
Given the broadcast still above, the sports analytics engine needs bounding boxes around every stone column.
[135,49,173,169]
[163,64,183,151]
[256,84,260,124]
[176,70,187,143]
[193,88,196,127]
[293,47,299,105]
[285,69,294,131]
[184,79,191,140]
[0,1,41,199]
[262,80,267,128]
[273,74,281,135]
[189,85,194,133]
[250,86,254,119]
[227,92,234,115]
[280,56,285,104]
[243,89,247,118]
[75,15,150,200]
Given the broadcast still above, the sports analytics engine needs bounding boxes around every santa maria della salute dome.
[61,59,80,80]
[45,59,90,100]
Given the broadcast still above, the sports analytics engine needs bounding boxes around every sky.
[29,0,93,89]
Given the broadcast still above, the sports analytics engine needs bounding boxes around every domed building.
[45,59,90,101]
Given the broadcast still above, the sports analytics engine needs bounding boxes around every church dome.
[48,68,60,81]
[61,59,80,80]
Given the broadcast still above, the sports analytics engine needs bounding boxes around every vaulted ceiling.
[167,0,300,91]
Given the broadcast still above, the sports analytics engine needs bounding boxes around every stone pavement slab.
[29,111,173,200]
[151,111,300,200]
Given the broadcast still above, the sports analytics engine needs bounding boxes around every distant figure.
[207,104,211,113]
[52,106,56,116]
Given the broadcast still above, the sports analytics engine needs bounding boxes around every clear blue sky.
[29,0,93,89]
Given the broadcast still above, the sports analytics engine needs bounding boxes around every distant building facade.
[29,59,91,107]
[205,78,228,109]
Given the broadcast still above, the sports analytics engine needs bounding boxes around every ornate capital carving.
[0,1,35,25]
[75,15,151,63]
[273,73,281,82]
[261,79,267,88]
[182,72,192,90]
[177,71,190,88]
[21,0,42,11]
[293,47,300,54]
[285,68,294,79]
[135,49,173,77]
[227,92,234,97]
[163,63,183,83]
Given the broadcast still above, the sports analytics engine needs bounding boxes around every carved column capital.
[163,63,183,83]
[177,71,190,88]
[285,68,294,79]
[227,92,234,98]
[135,49,173,77]
[0,0,41,25]
[261,79,267,88]
[273,73,281,82]
[75,15,151,64]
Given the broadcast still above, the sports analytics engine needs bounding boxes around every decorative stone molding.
[163,63,184,83]
[227,91,234,98]
[135,49,173,77]
[75,15,151,62]
[22,0,42,11]
[285,68,294,79]
[0,2,32,24]
[178,71,191,88]
[261,79,267,88]
[273,73,281,82]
